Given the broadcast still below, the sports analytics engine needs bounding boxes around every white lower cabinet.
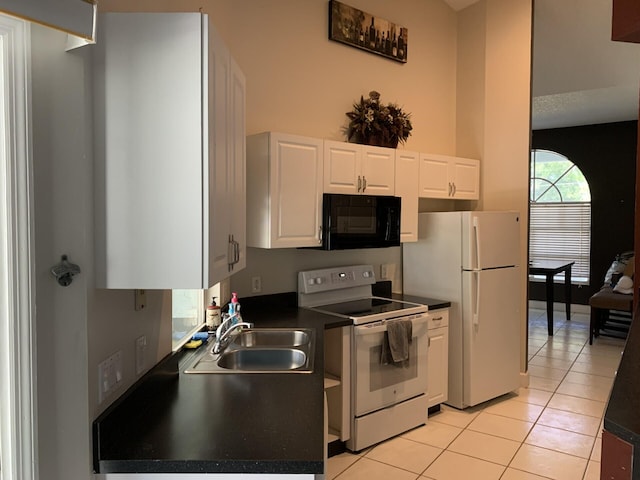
[419,153,479,200]
[427,309,449,408]
[246,132,323,248]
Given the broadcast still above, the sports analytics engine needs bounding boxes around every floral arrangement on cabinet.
[345,90,413,148]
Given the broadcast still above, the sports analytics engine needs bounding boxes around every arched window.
[530,149,591,284]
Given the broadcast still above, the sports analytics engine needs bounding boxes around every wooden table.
[529,260,575,335]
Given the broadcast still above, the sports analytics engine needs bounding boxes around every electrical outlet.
[219,278,231,304]
[380,264,388,279]
[136,336,147,375]
[251,276,262,293]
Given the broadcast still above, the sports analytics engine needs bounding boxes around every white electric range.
[298,264,429,452]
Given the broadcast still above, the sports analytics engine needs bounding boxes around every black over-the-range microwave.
[320,193,401,250]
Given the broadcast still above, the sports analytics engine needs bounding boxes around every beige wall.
[99,0,458,153]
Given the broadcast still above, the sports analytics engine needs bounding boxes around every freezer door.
[462,211,520,270]
[461,266,520,407]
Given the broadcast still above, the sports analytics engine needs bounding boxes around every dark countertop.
[603,308,640,450]
[92,291,447,474]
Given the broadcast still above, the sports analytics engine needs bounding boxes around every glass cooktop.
[311,296,427,320]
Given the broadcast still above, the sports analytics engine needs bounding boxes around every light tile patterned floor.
[327,307,626,480]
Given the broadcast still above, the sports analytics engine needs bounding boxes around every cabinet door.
[324,140,360,194]
[394,150,419,242]
[95,13,206,289]
[427,326,449,408]
[419,153,450,198]
[361,145,395,195]
[270,134,324,247]
[450,157,479,200]
[207,23,232,285]
[228,55,246,272]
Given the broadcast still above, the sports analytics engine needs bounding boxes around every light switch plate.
[98,350,123,404]
[134,289,146,311]
[136,336,147,375]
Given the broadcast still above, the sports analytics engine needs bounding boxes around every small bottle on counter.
[205,297,221,331]
[229,292,242,325]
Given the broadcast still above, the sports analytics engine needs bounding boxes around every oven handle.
[354,315,428,335]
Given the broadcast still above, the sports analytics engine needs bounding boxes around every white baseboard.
[519,371,530,388]
[528,300,589,315]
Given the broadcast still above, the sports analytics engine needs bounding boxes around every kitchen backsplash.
[229,246,402,299]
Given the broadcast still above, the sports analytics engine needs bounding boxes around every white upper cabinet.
[394,150,419,242]
[247,132,323,248]
[324,140,394,195]
[419,153,479,200]
[94,13,245,289]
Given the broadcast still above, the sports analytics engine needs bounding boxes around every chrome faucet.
[212,314,253,354]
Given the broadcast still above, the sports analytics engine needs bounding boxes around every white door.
[449,157,479,199]
[427,326,448,407]
[228,55,246,271]
[360,145,395,195]
[462,211,521,270]
[324,140,360,194]
[271,133,323,247]
[462,267,520,407]
[418,153,449,198]
[395,150,419,242]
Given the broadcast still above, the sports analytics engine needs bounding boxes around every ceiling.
[444,0,640,130]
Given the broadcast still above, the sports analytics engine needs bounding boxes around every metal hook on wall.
[51,254,81,287]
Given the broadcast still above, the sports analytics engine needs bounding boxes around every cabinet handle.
[318,225,323,244]
[433,316,443,322]
[448,182,452,196]
[428,336,431,347]
[228,235,235,271]
[362,176,367,192]
[452,182,456,196]
[357,175,362,192]
[234,239,240,264]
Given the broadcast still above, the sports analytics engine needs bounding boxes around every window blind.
[529,202,591,283]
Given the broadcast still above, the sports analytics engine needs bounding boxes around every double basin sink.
[184,328,315,374]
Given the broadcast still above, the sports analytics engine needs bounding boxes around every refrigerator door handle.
[473,216,481,270]
[473,271,480,327]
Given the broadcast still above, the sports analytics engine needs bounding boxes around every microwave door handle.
[384,210,392,240]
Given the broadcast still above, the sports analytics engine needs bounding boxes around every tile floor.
[327,307,626,480]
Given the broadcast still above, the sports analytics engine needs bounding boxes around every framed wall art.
[329,0,408,63]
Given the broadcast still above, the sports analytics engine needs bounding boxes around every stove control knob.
[307,278,315,285]
[316,277,323,284]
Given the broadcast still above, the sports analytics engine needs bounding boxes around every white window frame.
[172,289,206,351]
[0,14,38,480]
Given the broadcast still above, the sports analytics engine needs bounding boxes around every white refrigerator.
[403,211,521,409]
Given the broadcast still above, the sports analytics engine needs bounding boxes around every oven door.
[352,314,428,417]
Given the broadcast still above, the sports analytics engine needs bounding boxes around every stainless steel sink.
[217,348,307,370]
[184,328,314,374]
[230,328,310,347]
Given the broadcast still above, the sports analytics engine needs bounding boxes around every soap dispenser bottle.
[205,297,221,331]
[229,292,242,325]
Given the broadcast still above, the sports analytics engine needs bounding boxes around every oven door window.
[353,319,428,416]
